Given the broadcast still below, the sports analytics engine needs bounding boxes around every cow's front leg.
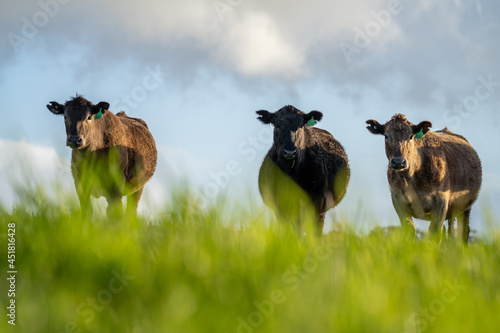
[393,199,416,239]
[78,194,93,220]
[75,180,92,220]
[428,197,448,244]
[398,215,416,239]
[106,196,123,219]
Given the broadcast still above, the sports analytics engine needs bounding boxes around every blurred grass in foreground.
[0,186,500,333]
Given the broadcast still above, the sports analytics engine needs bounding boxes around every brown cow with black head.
[47,95,157,218]
[366,114,482,244]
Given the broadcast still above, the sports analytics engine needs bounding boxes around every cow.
[47,95,157,218]
[256,105,350,233]
[366,114,482,244]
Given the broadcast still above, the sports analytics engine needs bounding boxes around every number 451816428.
[7,222,15,269]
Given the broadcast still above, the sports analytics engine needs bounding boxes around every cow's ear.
[256,110,276,124]
[91,102,109,119]
[366,119,385,135]
[304,111,323,126]
[412,121,432,136]
[92,102,110,114]
[47,101,64,115]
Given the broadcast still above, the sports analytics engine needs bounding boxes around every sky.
[1,0,499,232]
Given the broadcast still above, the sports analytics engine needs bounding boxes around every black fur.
[257,105,350,232]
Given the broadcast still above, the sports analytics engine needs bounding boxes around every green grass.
[1,189,500,333]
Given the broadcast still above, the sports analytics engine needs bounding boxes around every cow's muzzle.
[282,148,297,160]
[67,135,83,149]
[390,157,407,170]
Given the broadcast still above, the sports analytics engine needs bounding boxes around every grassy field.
[1,188,500,333]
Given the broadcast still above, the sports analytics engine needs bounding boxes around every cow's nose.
[282,149,297,160]
[390,157,407,170]
[67,135,83,148]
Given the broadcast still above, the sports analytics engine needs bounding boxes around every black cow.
[257,105,350,232]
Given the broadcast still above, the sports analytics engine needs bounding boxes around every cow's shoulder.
[419,131,442,148]
[307,128,334,147]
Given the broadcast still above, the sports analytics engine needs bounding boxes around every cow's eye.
[87,115,92,121]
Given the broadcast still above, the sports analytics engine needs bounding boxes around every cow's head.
[257,105,322,166]
[366,114,432,171]
[47,95,109,149]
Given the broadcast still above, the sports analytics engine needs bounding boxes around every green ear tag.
[306,117,316,126]
[95,108,103,120]
[414,128,424,139]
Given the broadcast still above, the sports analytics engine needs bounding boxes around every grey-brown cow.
[366,114,482,244]
[47,95,157,218]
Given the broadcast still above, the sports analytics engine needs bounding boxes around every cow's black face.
[47,96,109,149]
[366,114,432,171]
[257,105,323,165]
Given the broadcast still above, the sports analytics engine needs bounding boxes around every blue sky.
[1,0,499,232]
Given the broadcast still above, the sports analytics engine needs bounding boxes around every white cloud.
[0,139,73,207]
[221,12,305,77]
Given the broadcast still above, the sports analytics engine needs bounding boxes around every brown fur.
[47,96,157,218]
[366,114,482,244]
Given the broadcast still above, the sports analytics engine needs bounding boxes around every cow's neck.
[87,116,115,151]
[406,140,423,176]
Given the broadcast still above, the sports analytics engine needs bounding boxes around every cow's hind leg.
[446,218,455,241]
[457,209,471,246]
[126,188,143,218]
[315,195,330,236]
[317,212,326,236]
